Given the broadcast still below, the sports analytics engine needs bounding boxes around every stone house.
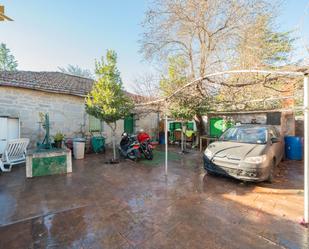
[0,71,159,151]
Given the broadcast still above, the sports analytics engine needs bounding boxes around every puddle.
[128,191,153,209]
[279,237,302,249]
[0,193,17,225]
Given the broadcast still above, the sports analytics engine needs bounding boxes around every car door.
[269,127,284,163]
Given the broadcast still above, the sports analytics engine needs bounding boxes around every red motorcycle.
[137,131,153,160]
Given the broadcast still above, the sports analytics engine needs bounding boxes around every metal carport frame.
[139,69,309,223]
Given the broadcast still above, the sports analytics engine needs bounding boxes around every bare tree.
[58,64,94,79]
[216,11,296,111]
[140,0,273,75]
[140,0,275,135]
[131,73,160,99]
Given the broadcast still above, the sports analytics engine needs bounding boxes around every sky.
[0,0,309,91]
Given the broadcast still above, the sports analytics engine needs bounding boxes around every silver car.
[203,125,284,182]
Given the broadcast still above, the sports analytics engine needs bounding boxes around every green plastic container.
[186,122,194,130]
[174,122,182,130]
[209,118,235,137]
[91,136,105,153]
[209,117,224,137]
[169,122,175,131]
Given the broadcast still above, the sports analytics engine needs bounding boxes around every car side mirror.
[271,137,280,143]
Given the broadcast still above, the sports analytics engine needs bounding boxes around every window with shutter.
[89,115,102,132]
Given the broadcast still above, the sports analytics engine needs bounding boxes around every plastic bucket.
[284,136,303,160]
[73,138,86,159]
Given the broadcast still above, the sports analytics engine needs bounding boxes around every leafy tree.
[0,43,18,71]
[85,50,134,160]
[140,0,276,136]
[58,64,94,79]
[236,15,294,69]
[217,15,296,111]
[160,56,212,143]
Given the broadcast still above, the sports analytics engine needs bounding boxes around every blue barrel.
[159,132,165,144]
[284,136,303,160]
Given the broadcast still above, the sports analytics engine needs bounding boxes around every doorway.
[0,117,20,154]
[124,114,135,134]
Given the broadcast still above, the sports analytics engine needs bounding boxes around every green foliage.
[216,15,296,111]
[237,15,294,68]
[0,43,18,71]
[58,64,93,79]
[168,101,199,120]
[160,56,211,120]
[53,132,65,142]
[160,56,188,96]
[264,30,294,65]
[85,50,134,127]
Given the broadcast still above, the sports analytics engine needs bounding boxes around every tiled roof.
[0,71,94,96]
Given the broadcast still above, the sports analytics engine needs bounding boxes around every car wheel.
[267,159,276,183]
[206,169,219,176]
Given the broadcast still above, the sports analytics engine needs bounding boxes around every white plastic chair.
[0,138,29,172]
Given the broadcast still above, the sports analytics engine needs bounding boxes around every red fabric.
[137,132,150,143]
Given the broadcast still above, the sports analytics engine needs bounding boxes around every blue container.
[159,132,165,144]
[284,136,303,160]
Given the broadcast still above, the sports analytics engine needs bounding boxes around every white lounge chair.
[0,138,30,172]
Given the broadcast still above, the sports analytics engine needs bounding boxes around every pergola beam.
[139,68,308,224]
[304,74,309,223]
[136,69,305,107]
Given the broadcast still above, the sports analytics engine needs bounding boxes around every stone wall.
[0,86,89,147]
[0,86,159,148]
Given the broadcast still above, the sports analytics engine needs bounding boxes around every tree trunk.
[108,122,117,161]
[181,121,184,152]
[194,113,205,146]
[112,129,116,160]
[181,123,188,151]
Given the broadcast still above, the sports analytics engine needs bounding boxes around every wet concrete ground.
[0,148,308,249]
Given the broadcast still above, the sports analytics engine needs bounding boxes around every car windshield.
[219,126,267,144]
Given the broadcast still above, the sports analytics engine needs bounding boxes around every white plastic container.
[73,138,86,159]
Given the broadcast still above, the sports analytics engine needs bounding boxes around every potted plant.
[53,132,65,149]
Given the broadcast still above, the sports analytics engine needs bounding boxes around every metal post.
[304,75,309,223]
[181,122,184,152]
[165,115,168,175]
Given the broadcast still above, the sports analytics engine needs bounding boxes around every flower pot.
[54,140,62,149]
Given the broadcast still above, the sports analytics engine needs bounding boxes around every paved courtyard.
[0,148,308,249]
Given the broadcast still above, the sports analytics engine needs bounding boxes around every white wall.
[135,112,159,134]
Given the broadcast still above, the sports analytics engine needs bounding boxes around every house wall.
[135,112,159,134]
[0,86,159,148]
[97,112,159,146]
[0,86,89,147]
